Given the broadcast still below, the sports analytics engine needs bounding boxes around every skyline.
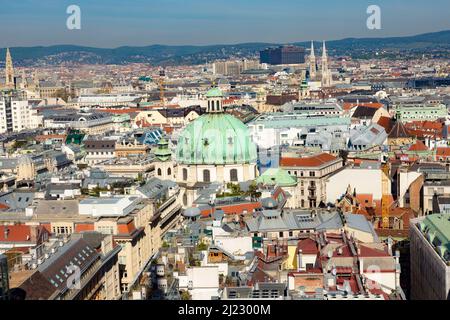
[0,1,450,304]
[1,0,450,48]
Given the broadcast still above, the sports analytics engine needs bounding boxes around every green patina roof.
[205,87,223,98]
[256,168,297,187]
[419,214,450,261]
[139,76,152,82]
[155,138,171,161]
[158,138,168,146]
[66,132,85,145]
[176,113,257,165]
[112,114,130,122]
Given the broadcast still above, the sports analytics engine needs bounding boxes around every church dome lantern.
[205,87,224,113]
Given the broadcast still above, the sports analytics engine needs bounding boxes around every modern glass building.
[260,46,306,65]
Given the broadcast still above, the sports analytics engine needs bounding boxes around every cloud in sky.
[1,0,450,47]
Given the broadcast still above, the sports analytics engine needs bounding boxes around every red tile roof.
[0,225,32,242]
[358,245,389,257]
[200,202,262,217]
[117,221,138,235]
[297,238,318,255]
[335,266,353,274]
[223,98,238,105]
[377,116,394,134]
[355,194,373,208]
[331,245,353,258]
[280,153,337,168]
[436,147,450,158]
[408,140,428,152]
[75,223,95,233]
[405,120,443,131]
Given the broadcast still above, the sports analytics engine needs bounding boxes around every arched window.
[216,100,220,109]
[301,200,305,208]
[182,168,188,181]
[167,167,172,176]
[203,169,211,182]
[183,193,188,206]
[157,168,162,176]
[230,169,238,182]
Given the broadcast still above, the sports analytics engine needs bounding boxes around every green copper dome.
[205,87,224,98]
[155,138,171,162]
[256,168,297,187]
[176,113,257,165]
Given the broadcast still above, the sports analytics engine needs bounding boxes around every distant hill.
[311,30,450,50]
[1,30,450,66]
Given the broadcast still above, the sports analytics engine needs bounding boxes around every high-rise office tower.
[260,46,305,65]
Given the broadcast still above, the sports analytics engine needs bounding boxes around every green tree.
[197,242,208,251]
[247,182,262,201]
[180,290,192,300]
[226,183,242,196]
[162,241,170,248]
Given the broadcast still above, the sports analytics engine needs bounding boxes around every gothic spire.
[321,41,332,87]
[5,48,14,89]
[309,41,317,80]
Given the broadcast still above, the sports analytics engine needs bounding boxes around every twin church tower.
[308,41,332,87]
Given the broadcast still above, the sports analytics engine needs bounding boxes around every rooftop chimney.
[297,249,303,272]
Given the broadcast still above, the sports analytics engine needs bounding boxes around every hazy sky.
[1,0,450,48]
